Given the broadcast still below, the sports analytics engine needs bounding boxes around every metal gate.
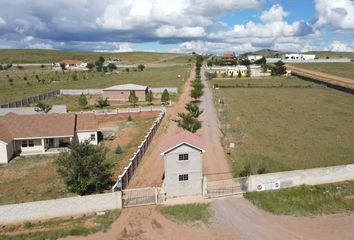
[122,187,165,207]
[205,177,248,198]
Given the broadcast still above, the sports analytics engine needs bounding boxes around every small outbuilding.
[160,131,206,198]
[103,84,148,102]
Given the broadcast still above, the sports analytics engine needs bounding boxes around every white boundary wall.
[0,192,122,224]
[247,164,354,192]
[60,87,177,95]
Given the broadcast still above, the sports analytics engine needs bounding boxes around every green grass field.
[0,65,190,104]
[0,49,191,64]
[0,209,120,240]
[245,181,354,215]
[211,77,354,176]
[161,203,210,223]
[292,62,354,79]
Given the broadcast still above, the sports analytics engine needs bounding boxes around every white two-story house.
[160,131,206,198]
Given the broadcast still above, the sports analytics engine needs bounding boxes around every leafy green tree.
[137,64,145,71]
[115,145,123,154]
[78,93,88,108]
[161,89,170,104]
[56,140,112,195]
[95,56,105,72]
[271,60,287,76]
[145,90,154,104]
[107,63,117,72]
[190,85,204,101]
[128,91,139,106]
[8,78,14,86]
[185,103,204,118]
[240,59,251,66]
[175,113,202,133]
[96,98,110,108]
[35,102,52,113]
[86,63,95,70]
[237,71,242,78]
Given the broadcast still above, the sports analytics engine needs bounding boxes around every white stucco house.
[247,55,263,61]
[206,65,248,77]
[0,112,98,164]
[283,53,316,60]
[160,131,206,198]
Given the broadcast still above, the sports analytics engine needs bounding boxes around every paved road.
[199,65,232,180]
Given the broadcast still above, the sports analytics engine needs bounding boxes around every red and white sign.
[256,183,265,191]
[272,181,280,189]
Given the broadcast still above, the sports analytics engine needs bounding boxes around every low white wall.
[76,131,98,145]
[266,58,351,63]
[0,192,122,224]
[247,164,354,192]
[60,88,178,95]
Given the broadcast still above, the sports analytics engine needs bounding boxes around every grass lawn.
[245,181,354,216]
[0,49,191,64]
[0,65,191,104]
[211,76,354,176]
[0,209,120,240]
[161,203,210,223]
[0,156,74,205]
[292,62,354,79]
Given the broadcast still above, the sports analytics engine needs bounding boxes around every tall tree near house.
[35,102,52,114]
[56,140,112,195]
[145,90,154,105]
[174,113,202,133]
[185,103,204,118]
[78,93,88,108]
[95,56,105,72]
[161,89,170,105]
[271,60,287,76]
[237,70,242,78]
[128,90,139,106]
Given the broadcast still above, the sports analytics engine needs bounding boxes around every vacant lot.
[0,49,191,64]
[292,62,354,80]
[211,76,354,176]
[245,181,354,215]
[0,114,157,205]
[0,65,190,104]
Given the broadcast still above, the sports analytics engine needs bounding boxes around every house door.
[46,138,54,148]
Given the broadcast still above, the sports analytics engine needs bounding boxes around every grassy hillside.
[0,49,191,64]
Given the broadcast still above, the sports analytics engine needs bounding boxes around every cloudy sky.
[0,0,353,53]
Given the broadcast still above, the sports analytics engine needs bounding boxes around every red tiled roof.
[222,52,236,59]
[59,60,82,65]
[160,131,206,155]
[76,113,99,132]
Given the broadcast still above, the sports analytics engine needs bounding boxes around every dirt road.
[287,65,354,89]
[127,66,195,188]
[199,65,232,180]
[212,196,354,240]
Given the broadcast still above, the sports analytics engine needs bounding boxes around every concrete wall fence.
[60,88,178,95]
[247,164,354,192]
[0,90,60,108]
[112,109,166,191]
[0,192,122,225]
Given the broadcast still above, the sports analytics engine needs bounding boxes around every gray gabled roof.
[103,84,147,91]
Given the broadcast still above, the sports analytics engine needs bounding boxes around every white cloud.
[260,4,289,22]
[155,26,206,38]
[315,0,354,31]
[0,17,6,28]
[327,41,353,52]
[208,4,315,51]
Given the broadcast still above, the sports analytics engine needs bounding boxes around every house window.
[22,140,34,148]
[179,174,189,182]
[90,133,96,141]
[178,154,189,161]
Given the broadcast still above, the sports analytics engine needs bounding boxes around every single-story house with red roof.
[103,84,148,101]
[0,112,98,164]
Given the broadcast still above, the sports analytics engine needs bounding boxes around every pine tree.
[161,89,170,105]
[128,91,139,106]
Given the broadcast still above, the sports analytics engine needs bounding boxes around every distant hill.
[242,49,287,58]
[0,49,190,64]
[243,49,354,59]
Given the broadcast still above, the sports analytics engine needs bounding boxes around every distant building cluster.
[282,53,316,60]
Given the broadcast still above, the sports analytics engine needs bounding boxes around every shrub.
[127,115,133,122]
[115,145,123,154]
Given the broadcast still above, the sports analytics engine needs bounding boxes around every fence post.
[155,187,158,204]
